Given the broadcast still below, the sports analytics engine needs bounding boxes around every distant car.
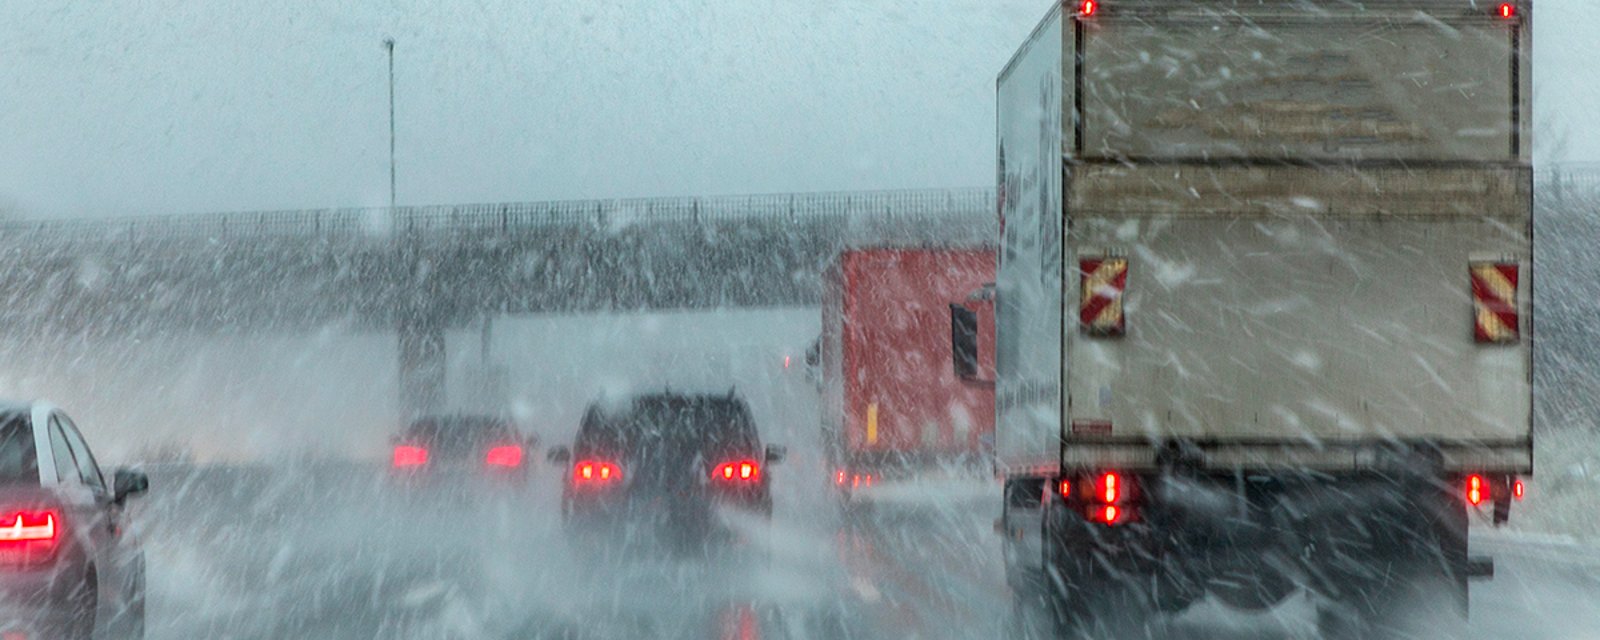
[0,402,149,640]
[389,415,537,490]
[548,392,784,552]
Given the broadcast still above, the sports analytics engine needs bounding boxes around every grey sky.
[1,0,1595,218]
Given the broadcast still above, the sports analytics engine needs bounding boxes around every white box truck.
[967,0,1532,636]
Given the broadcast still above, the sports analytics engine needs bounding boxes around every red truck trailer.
[818,247,995,501]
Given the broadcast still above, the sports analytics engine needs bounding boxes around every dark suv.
[549,392,784,550]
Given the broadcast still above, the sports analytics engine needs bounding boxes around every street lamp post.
[384,37,396,210]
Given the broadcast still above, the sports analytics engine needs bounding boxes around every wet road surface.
[132,463,1600,640]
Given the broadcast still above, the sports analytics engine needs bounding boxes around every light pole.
[384,37,396,210]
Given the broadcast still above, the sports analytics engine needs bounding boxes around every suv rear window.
[578,395,758,459]
[0,414,37,484]
[403,416,518,459]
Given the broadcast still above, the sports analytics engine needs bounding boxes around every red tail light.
[1513,479,1525,500]
[485,445,523,468]
[1100,472,1121,503]
[0,510,59,565]
[1089,504,1122,525]
[573,460,622,486]
[1467,474,1485,506]
[0,512,54,543]
[835,470,846,485]
[1070,470,1135,526]
[1498,3,1515,19]
[714,460,761,483]
[1080,0,1098,17]
[392,445,428,468]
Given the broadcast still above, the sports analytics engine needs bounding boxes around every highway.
[132,463,1600,640]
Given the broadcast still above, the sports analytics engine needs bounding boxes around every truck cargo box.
[994,0,1533,474]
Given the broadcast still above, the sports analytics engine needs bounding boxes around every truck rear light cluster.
[1467,474,1486,507]
[1464,473,1525,523]
[1061,471,1135,526]
[573,460,622,486]
[1079,0,1098,17]
[1089,472,1129,525]
[1498,3,1516,19]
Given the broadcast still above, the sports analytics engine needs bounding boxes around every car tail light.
[573,460,622,486]
[392,445,428,468]
[714,460,761,483]
[485,445,523,468]
[0,512,54,543]
[1467,474,1486,506]
[0,510,59,565]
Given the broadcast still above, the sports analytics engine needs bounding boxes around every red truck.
[816,247,995,501]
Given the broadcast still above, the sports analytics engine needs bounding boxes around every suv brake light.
[485,445,523,468]
[392,445,428,468]
[713,460,761,483]
[574,460,622,486]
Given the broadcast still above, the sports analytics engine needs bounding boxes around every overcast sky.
[1,0,1595,218]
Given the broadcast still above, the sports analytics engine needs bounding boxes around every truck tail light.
[1498,3,1516,19]
[1079,0,1098,17]
[1080,257,1127,337]
[1100,472,1121,503]
[485,445,523,468]
[713,460,761,483]
[1513,479,1525,500]
[0,510,59,565]
[574,460,622,486]
[392,445,428,468]
[1064,471,1135,526]
[1471,262,1519,344]
[1467,474,1486,507]
[1091,505,1121,525]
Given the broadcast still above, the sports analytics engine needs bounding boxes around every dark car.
[389,415,537,490]
[548,392,784,552]
[0,402,149,640]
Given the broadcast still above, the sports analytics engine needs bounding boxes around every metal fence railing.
[2,167,1595,243]
[0,188,996,241]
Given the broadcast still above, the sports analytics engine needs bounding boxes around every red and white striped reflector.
[1080,258,1127,336]
[1470,262,1519,344]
